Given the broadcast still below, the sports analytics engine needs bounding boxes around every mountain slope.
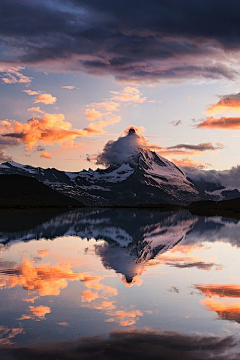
[0,174,84,208]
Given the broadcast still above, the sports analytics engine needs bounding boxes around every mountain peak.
[128,127,137,136]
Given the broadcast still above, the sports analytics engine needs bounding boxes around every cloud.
[61,86,76,90]
[27,107,45,114]
[202,298,240,324]
[168,142,224,151]
[23,90,39,96]
[170,120,182,127]
[95,126,147,166]
[81,290,99,303]
[40,151,52,159]
[197,116,240,129]
[2,1,240,82]
[85,108,103,121]
[1,256,102,297]
[110,87,146,103]
[0,150,13,163]
[23,90,57,105]
[34,93,57,105]
[196,284,240,298]
[171,157,212,169]
[0,328,238,359]
[185,165,240,192]
[0,66,31,84]
[206,93,240,115]
[94,126,223,167]
[0,326,23,346]
[0,113,116,150]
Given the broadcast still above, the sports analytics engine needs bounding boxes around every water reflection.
[1,208,240,357]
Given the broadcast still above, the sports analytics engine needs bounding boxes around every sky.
[1,1,240,171]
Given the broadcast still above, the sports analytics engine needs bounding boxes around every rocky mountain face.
[0,150,207,206]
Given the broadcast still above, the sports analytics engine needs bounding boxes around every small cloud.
[62,86,76,90]
[40,151,52,159]
[27,106,45,114]
[110,87,146,103]
[23,90,39,96]
[34,93,57,105]
[85,108,103,121]
[171,156,212,169]
[170,120,182,127]
[0,150,13,163]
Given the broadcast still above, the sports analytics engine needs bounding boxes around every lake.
[0,208,240,359]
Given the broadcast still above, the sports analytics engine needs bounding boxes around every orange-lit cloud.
[202,298,240,323]
[196,284,240,298]
[29,305,51,319]
[1,113,113,150]
[23,296,39,303]
[81,290,99,302]
[111,87,146,103]
[23,90,39,96]
[37,249,49,257]
[40,151,52,159]
[112,309,143,327]
[171,245,204,256]
[34,93,57,105]
[27,106,45,114]
[5,257,102,296]
[197,116,240,129]
[170,156,212,169]
[206,93,240,115]
[19,305,51,321]
[85,108,103,121]
[23,90,57,105]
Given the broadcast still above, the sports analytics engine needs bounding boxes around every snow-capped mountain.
[0,129,208,206]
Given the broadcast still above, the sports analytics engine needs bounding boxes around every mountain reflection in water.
[1,209,240,359]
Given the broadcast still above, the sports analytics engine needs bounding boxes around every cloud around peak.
[95,126,147,166]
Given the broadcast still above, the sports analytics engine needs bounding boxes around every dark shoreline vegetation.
[0,174,240,220]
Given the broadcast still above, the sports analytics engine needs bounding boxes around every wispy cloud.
[198,116,240,129]
[0,66,31,85]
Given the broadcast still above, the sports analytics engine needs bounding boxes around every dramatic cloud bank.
[186,165,240,191]
[0,328,238,360]
[1,0,240,82]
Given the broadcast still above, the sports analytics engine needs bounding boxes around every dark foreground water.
[1,208,240,359]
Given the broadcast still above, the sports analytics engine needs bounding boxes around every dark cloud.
[0,328,239,360]
[1,1,240,81]
[170,120,182,127]
[167,260,218,271]
[168,142,223,151]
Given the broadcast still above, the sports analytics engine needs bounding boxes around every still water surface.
[0,208,240,359]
